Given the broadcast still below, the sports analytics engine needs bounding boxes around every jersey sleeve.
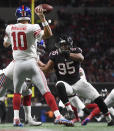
[4,25,11,44]
[33,24,44,42]
[49,51,55,62]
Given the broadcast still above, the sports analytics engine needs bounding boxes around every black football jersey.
[49,47,82,85]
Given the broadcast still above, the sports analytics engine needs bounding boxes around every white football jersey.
[0,70,4,75]
[4,23,44,60]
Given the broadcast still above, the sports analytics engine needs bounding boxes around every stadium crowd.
[0,9,114,83]
[0,0,114,7]
[0,1,114,125]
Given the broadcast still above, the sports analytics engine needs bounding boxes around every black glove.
[58,48,70,58]
[61,50,70,58]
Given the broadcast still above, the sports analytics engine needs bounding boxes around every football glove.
[58,48,70,58]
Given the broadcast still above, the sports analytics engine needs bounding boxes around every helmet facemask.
[58,36,73,52]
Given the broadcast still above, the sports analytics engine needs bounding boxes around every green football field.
[0,122,114,131]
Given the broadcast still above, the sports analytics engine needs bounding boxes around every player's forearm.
[38,61,49,73]
[35,7,53,39]
[40,17,53,39]
[38,60,46,67]
[40,60,54,74]
[40,66,50,74]
[43,25,53,39]
[70,53,84,62]
[40,64,53,74]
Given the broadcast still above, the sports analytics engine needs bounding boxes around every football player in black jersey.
[40,35,114,126]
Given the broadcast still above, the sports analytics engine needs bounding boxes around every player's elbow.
[3,42,10,48]
[47,33,53,38]
[79,55,84,62]
[44,32,53,39]
[81,56,84,61]
[49,31,53,37]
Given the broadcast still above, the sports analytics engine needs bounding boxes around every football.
[35,4,53,14]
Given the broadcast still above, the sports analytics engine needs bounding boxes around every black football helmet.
[56,35,73,51]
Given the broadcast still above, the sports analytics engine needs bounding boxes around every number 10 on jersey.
[12,31,27,50]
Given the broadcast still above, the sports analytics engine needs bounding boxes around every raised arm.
[35,7,52,39]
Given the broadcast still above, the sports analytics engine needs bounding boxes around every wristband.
[42,21,49,27]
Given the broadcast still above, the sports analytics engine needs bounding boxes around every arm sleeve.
[49,51,55,62]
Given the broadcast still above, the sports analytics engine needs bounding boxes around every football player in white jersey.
[72,67,114,125]
[40,35,114,126]
[57,66,114,125]
[82,88,114,124]
[79,68,114,125]
[3,5,73,127]
[0,61,42,126]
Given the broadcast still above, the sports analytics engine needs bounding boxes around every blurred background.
[0,0,114,123]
